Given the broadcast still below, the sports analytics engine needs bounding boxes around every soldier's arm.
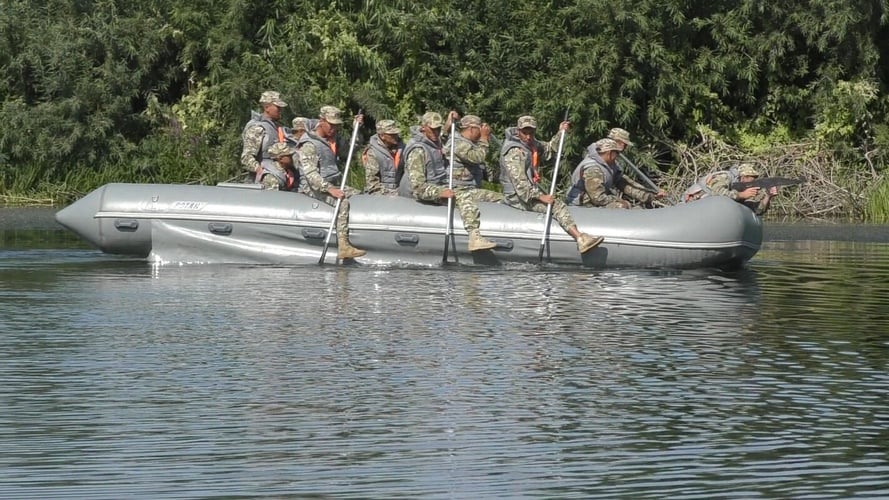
[406,149,444,201]
[455,139,489,165]
[297,142,333,192]
[706,174,739,200]
[503,148,545,203]
[583,168,623,206]
[618,178,654,203]
[363,151,381,194]
[240,125,265,174]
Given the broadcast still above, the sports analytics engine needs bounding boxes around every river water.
[1,208,888,498]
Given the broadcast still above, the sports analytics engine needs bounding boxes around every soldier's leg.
[453,189,480,231]
[260,174,280,190]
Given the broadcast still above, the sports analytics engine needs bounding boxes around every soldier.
[684,163,777,215]
[565,139,658,209]
[398,111,504,252]
[290,117,311,143]
[443,114,501,194]
[295,105,366,259]
[257,142,300,191]
[583,128,665,202]
[499,115,604,254]
[363,119,404,196]
[240,91,288,182]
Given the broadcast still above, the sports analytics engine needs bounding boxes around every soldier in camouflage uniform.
[499,115,604,254]
[443,115,502,194]
[363,119,404,196]
[258,142,300,191]
[296,105,366,259]
[684,163,776,215]
[398,112,504,252]
[240,91,288,182]
[565,139,658,209]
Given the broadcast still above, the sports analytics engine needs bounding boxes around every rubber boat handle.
[208,222,233,236]
[114,219,139,232]
[302,228,327,240]
[394,233,419,245]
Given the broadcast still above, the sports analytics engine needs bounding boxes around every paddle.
[318,110,362,265]
[442,120,458,264]
[618,152,677,205]
[537,109,569,263]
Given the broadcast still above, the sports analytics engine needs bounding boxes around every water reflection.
[1,228,888,497]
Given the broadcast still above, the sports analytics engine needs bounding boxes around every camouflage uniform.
[403,138,502,232]
[444,115,499,191]
[567,140,653,208]
[240,91,288,181]
[499,122,578,231]
[700,164,772,215]
[296,106,361,242]
[363,120,403,196]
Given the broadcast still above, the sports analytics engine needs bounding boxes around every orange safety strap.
[276,126,285,143]
[393,149,401,169]
[530,146,540,183]
[328,139,337,155]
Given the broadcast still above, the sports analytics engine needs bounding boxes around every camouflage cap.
[607,127,633,146]
[268,142,296,158]
[259,91,288,107]
[319,105,343,125]
[460,115,482,128]
[596,138,622,153]
[376,119,401,135]
[420,111,443,128]
[292,117,310,131]
[738,163,760,177]
[517,115,537,129]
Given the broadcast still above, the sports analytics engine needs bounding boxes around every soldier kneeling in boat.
[566,139,663,209]
[683,163,777,215]
[258,142,300,191]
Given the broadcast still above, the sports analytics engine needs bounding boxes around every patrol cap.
[738,163,760,177]
[259,91,288,107]
[376,119,401,135]
[517,115,537,129]
[607,127,633,146]
[420,112,443,128]
[595,138,621,153]
[268,142,296,158]
[460,115,482,128]
[319,105,343,125]
[292,117,310,130]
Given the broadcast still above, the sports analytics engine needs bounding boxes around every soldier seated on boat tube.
[443,115,503,193]
[257,142,300,191]
[683,163,777,215]
[499,115,604,254]
[240,91,288,183]
[363,119,404,196]
[295,105,367,260]
[398,111,505,252]
[566,138,664,209]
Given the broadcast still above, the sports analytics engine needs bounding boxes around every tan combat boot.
[467,229,497,252]
[338,236,366,259]
[577,233,605,254]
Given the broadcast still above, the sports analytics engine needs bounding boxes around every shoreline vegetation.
[2,1,888,221]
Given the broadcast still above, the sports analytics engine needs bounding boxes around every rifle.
[731,176,805,192]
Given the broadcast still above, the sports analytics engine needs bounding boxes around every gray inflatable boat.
[55,182,762,268]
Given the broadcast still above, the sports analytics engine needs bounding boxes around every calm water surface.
[1,209,888,498]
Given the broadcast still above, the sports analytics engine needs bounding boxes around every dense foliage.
[2,0,888,217]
